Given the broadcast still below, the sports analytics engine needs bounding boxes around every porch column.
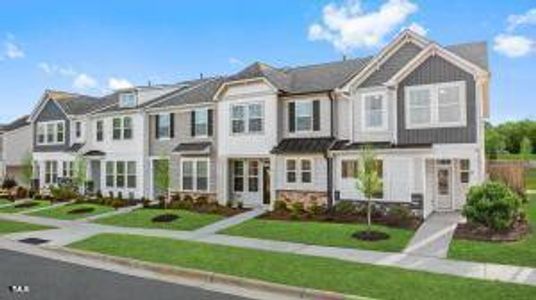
[269,155,276,211]
[217,156,228,206]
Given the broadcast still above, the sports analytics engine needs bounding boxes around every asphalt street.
[0,249,248,300]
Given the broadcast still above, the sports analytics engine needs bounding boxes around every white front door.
[436,162,453,211]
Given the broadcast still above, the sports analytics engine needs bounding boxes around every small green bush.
[385,205,414,227]
[274,200,288,212]
[307,200,326,216]
[463,181,523,231]
[333,200,356,215]
[111,199,126,209]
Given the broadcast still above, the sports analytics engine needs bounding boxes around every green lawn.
[30,202,114,220]
[526,168,536,190]
[449,195,536,267]
[0,219,53,234]
[95,208,223,231]
[70,233,536,300]
[0,198,12,205]
[495,153,536,161]
[0,200,51,214]
[221,219,414,252]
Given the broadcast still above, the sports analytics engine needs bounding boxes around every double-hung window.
[233,161,244,191]
[106,162,114,188]
[248,161,259,192]
[181,159,209,192]
[286,159,313,184]
[62,161,74,178]
[341,160,358,179]
[96,120,104,141]
[194,109,208,137]
[405,81,466,128]
[295,102,313,131]
[362,92,386,130]
[112,118,122,140]
[460,159,470,183]
[123,117,133,139]
[37,121,65,145]
[301,160,312,183]
[112,117,133,140]
[105,161,136,189]
[75,121,82,139]
[231,103,263,134]
[119,92,137,108]
[157,114,171,139]
[45,161,58,184]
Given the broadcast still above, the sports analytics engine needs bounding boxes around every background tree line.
[486,119,535,159]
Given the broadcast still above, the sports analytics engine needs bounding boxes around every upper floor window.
[75,121,82,139]
[289,100,320,133]
[156,113,173,139]
[362,92,387,131]
[96,120,104,141]
[405,81,466,129]
[193,109,208,137]
[119,92,137,108]
[112,116,133,140]
[231,103,262,134]
[37,121,65,145]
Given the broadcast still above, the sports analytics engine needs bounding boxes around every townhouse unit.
[25,30,489,218]
[0,115,32,185]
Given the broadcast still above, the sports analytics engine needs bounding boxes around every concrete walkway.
[403,212,462,258]
[3,212,536,287]
[190,207,266,237]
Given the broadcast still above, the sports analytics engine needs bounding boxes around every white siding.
[3,125,32,166]
[350,87,396,143]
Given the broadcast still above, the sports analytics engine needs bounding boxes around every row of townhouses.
[0,31,490,218]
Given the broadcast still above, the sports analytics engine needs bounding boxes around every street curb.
[49,246,371,300]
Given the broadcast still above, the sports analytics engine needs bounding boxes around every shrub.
[333,200,356,215]
[196,196,209,206]
[111,199,126,209]
[307,201,326,216]
[117,192,123,201]
[108,191,114,199]
[177,200,193,210]
[1,177,17,190]
[463,181,523,231]
[274,200,288,212]
[226,200,234,208]
[96,190,103,199]
[290,201,304,219]
[50,186,78,202]
[385,205,414,227]
[237,201,244,209]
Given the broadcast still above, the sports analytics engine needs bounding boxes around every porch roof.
[271,137,335,155]
[68,143,85,153]
[329,140,432,151]
[83,150,106,157]
[173,142,212,154]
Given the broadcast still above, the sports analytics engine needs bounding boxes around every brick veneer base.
[171,191,217,203]
[276,190,328,208]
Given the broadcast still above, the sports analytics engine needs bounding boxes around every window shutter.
[288,102,295,133]
[190,111,196,137]
[208,109,213,136]
[170,113,175,138]
[313,100,320,131]
[155,115,160,139]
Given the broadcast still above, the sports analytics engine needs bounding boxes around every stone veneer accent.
[277,190,328,208]
[170,191,217,203]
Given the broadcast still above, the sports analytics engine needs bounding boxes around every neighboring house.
[24,30,489,219]
[1,115,31,186]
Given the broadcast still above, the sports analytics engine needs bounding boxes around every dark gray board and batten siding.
[33,100,71,152]
[397,55,477,145]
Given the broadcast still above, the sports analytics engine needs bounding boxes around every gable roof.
[3,114,30,131]
[148,78,223,109]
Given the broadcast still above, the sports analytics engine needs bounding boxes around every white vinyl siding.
[405,81,466,129]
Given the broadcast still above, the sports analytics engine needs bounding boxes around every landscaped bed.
[94,208,224,231]
[29,202,114,220]
[69,233,536,300]
[449,194,536,267]
[0,219,53,234]
[0,200,51,214]
[221,218,414,252]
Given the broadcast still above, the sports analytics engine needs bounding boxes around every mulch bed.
[259,210,421,230]
[454,219,530,242]
[67,207,95,215]
[152,214,179,223]
[14,202,39,209]
[352,230,390,241]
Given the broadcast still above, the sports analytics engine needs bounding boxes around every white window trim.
[292,100,314,133]
[285,158,314,185]
[95,120,104,142]
[157,113,172,140]
[361,91,388,132]
[180,158,210,192]
[119,92,137,108]
[105,161,137,190]
[232,160,245,192]
[74,121,83,140]
[193,108,209,138]
[36,120,65,145]
[112,116,134,141]
[405,81,467,129]
[230,102,264,135]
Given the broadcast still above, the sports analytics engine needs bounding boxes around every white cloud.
[405,22,427,36]
[5,41,24,59]
[308,0,418,53]
[73,73,98,90]
[108,77,133,90]
[228,57,245,66]
[38,62,77,77]
[493,34,534,58]
[507,8,536,31]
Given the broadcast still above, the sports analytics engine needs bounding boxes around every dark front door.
[262,164,270,205]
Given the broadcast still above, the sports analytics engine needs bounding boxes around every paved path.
[3,212,536,287]
[190,207,266,237]
[403,212,462,258]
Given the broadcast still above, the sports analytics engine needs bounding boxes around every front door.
[436,162,453,211]
[90,160,101,193]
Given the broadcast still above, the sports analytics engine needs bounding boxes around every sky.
[0,0,534,124]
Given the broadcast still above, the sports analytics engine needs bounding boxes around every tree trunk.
[367,198,372,233]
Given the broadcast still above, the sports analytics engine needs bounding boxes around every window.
[113,118,122,140]
[105,161,136,189]
[123,117,133,139]
[286,160,297,183]
[96,121,104,141]
[233,161,244,191]
[248,161,259,192]
[157,114,171,139]
[301,160,312,183]
[231,103,263,134]
[116,161,125,188]
[341,160,358,179]
[460,159,470,183]
[45,161,58,184]
[112,117,133,140]
[363,93,386,130]
[406,81,466,128]
[194,109,208,136]
[75,121,82,138]
[295,101,313,131]
[62,161,74,178]
[106,162,114,188]
[127,162,136,188]
[37,121,65,145]
[119,92,136,107]
[181,159,209,192]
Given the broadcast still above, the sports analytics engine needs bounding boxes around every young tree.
[20,152,33,188]
[520,136,533,161]
[73,156,88,194]
[355,147,383,234]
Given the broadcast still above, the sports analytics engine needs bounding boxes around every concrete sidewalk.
[190,207,266,238]
[3,212,536,287]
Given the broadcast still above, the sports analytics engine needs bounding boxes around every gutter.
[325,91,336,210]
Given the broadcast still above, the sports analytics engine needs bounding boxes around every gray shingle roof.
[54,95,102,115]
[149,78,223,109]
[3,115,30,131]
[445,41,488,70]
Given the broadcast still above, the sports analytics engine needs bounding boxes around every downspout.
[326,91,336,210]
